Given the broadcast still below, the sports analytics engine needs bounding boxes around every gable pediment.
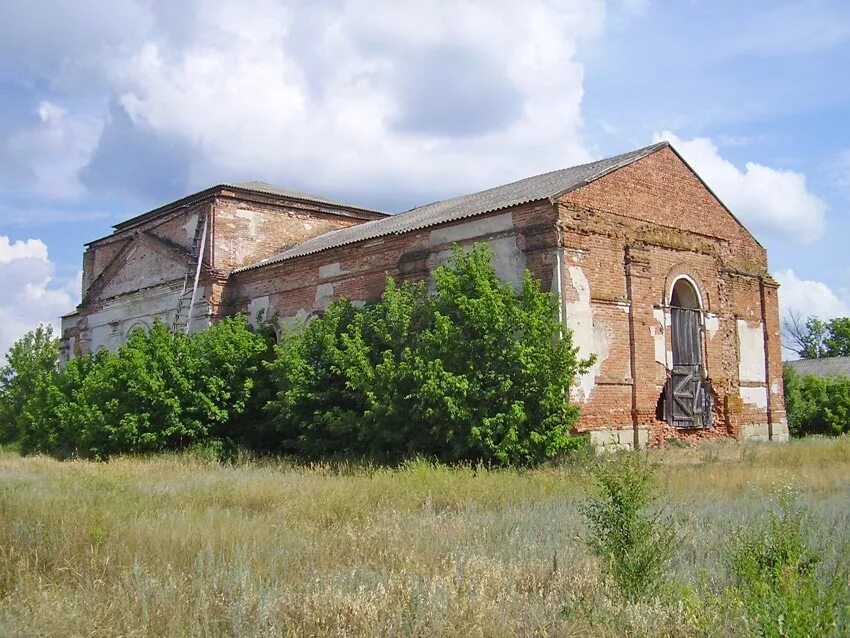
[84,232,193,304]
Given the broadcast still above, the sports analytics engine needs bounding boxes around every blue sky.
[0,0,848,355]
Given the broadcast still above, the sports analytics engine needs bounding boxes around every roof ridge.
[401,141,668,216]
[235,142,669,273]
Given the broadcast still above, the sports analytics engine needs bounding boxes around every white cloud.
[94,0,604,205]
[1,100,103,200]
[774,268,850,322]
[653,131,828,243]
[0,236,79,356]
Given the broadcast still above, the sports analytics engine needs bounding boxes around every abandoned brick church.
[60,142,788,448]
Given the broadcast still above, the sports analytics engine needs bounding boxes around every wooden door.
[665,307,713,428]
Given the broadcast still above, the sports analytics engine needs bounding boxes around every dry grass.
[1,437,850,637]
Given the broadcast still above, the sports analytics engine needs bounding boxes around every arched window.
[670,278,702,370]
[665,277,712,428]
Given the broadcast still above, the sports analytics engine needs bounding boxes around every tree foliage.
[267,244,593,465]
[783,312,850,359]
[2,243,590,466]
[8,316,273,459]
[783,366,850,437]
[0,324,60,444]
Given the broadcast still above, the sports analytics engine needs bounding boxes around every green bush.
[730,496,848,637]
[581,452,676,602]
[3,243,589,466]
[10,316,273,459]
[267,244,592,465]
[784,366,850,436]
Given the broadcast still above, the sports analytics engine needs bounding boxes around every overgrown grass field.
[2,438,850,637]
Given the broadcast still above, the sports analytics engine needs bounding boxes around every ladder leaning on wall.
[172,209,209,335]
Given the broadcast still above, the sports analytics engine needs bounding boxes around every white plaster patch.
[315,282,335,310]
[427,212,514,247]
[182,213,199,239]
[426,233,526,291]
[771,379,781,395]
[652,308,667,368]
[248,296,270,327]
[737,319,767,382]
[704,313,719,340]
[740,386,768,409]
[278,309,310,334]
[319,262,348,279]
[564,265,610,402]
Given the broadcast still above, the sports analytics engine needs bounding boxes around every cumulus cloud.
[774,268,850,321]
[0,236,79,356]
[77,0,603,209]
[0,98,103,200]
[653,131,827,243]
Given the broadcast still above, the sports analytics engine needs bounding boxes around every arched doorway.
[665,278,713,428]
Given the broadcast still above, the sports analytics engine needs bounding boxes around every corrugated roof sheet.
[225,181,388,216]
[235,142,668,272]
[785,356,850,378]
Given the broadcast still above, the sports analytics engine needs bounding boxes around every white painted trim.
[669,275,703,309]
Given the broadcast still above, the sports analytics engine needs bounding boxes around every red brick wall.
[211,196,372,272]
[556,146,784,442]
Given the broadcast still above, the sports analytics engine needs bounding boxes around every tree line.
[0,245,591,465]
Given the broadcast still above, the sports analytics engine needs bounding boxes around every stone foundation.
[589,427,651,452]
[740,421,790,443]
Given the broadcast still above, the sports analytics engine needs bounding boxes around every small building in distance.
[60,142,788,448]
[784,356,850,379]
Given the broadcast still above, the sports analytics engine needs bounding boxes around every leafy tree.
[0,324,60,444]
[783,312,850,359]
[268,243,593,465]
[783,366,850,437]
[824,317,850,357]
[9,316,274,459]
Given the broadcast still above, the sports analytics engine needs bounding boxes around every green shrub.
[730,496,848,637]
[267,243,592,466]
[581,452,676,602]
[9,316,273,459]
[784,366,850,436]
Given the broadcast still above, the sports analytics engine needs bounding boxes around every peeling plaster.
[737,319,767,383]
[427,212,514,246]
[740,386,768,409]
[319,262,348,279]
[425,214,526,290]
[182,213,199,239]
[84,285,209,351]
[248,296,270,327]
[315,282,335,310]
[278,309,309,332]
[652,308,667,368]
[564,265,610,402]
[704,313,719,340]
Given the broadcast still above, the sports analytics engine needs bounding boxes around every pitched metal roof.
[224,181,388,216]
[110,181,387,234]
[235,142,668,272]
[785,356,850,378]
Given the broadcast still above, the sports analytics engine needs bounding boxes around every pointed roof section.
[236,142,669,271]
